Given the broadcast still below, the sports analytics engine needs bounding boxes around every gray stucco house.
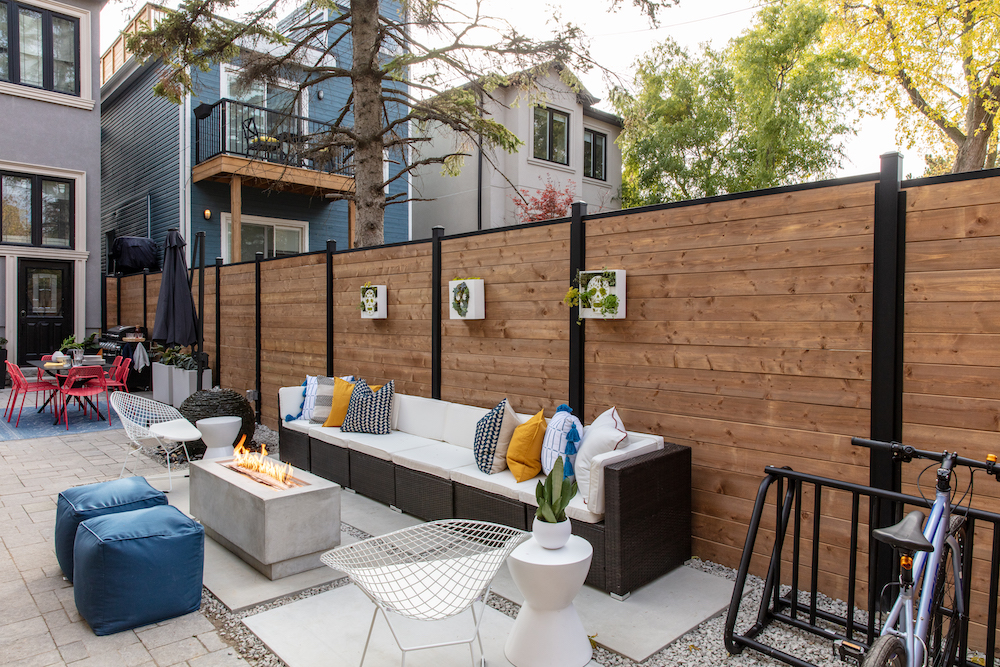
[0,0,103,363]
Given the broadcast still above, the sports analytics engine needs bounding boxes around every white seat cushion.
[442,403,491,450]
[520,488,603,524]
[309,426,348,447]
[391,443,475,479]
[450,464,540,501]
[344,431,440,461]
[395,395,450,441]
[282,418,315,435]
[582,435,663,514]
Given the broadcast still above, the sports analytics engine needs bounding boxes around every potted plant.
[562,269,626,321]
[59,334,84,353]
[171,352,212,408]
[81,333,100,355]
[533,457,578,549]
[449,277,484,320]
[359,281,387,319]
[151,344,178,404]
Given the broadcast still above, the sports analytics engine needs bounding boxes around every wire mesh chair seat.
[321,519,528,666]
[111,393,199,491]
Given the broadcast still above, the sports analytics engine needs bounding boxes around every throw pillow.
[323,379,382,428]
[341,380,395,434]
[279,386,305,422]
[506,410,547,482]
[301,376,319,421]
[311,376,337,423]
[576,406,627,505]
[473,399,520,474]
[540,404,583,477]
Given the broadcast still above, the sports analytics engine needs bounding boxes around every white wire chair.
[321,519,529,667]
[111,393,201,491]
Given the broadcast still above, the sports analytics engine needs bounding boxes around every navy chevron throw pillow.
[341,380,395,435]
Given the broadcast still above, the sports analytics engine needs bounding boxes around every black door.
[18,260,73,364]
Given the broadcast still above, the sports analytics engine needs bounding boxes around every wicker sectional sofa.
[277,391,691,599]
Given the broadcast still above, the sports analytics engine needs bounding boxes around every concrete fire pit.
[189,458,340,580]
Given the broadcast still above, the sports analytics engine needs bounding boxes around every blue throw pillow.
[341,380,395,434]
[473,398,520,474]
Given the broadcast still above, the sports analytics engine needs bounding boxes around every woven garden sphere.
[178,389,255,459]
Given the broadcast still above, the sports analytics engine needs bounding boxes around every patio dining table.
[28,359,114,425]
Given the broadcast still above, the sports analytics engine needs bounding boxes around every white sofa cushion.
[450,464,540,502]
[309,426,348,447]
[395,395,450,441]
[282,418,315,435]
[583,435,663,514]
[442,403,492,449]
[391,443,475,479]
[521,487,603,524]
[343,431,439,461]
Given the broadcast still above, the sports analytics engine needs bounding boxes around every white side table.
[504,535,593,667]
[197,416,243,460]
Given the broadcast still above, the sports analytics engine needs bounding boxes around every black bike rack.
[723,466,1000,667]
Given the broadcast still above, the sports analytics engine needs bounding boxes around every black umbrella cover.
[152,229,199,348]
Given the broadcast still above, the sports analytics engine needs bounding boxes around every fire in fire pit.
[219,437,305,490]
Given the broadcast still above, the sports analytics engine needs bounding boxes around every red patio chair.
[98,358,131,393]
[58,366,110,430]
[36,355,54,382]
[102,356,124,382]
[6,361,58,427]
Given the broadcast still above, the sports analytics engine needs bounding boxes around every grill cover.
[110,237,159,275]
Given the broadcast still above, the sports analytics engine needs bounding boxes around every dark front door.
[18,260,73,364]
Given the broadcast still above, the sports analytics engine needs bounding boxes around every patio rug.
[0,401,122,441]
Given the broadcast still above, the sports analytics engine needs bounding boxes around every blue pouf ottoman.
[74,505,204,635]
[56,477,167,583]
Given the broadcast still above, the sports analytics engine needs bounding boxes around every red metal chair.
[98,358,131,393]
[36,355,54,382]
[58,366,110,430]
[6,361,58,427]
[103,356,124,382]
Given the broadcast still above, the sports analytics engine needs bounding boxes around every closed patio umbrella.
[152,229,198,348]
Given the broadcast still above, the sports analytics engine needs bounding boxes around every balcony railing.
[193,98,354,178]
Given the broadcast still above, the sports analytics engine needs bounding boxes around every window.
[223,214,306,263]
[0,1,78,95]
[533,107,569,165]
[583,128,607,181]
[0,171,73,247]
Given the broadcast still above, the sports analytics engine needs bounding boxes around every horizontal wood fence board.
[441,240,570,268]
[906,237,1000,273]
[905,203,1000,243]
[905,301,1000,334]
[905,177,1000,212]
[624,293,872,323]
[902,362,1000,401]
[623,264,872,299]
[440,336,566,360]
[441,319,569,340]
[906,267,1000,301]
[905,332,1000,366]
[586,320,871,350]
[440,223,569,253]
[439,386,555,416]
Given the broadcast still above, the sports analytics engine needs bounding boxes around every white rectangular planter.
[579,270,626,319]
[449,279,485,320]
[360,284,387,319]
[171,367,213,408]
[152,362,172,404]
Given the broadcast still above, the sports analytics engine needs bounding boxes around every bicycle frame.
[878,470,966,667]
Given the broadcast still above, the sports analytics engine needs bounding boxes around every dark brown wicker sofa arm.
[603,443,692,598]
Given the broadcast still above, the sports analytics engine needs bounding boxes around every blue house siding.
[101,62,181,271]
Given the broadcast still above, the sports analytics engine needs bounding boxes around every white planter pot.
[152,362,172,404]
[532,516,572,550]
[360,284,387,319]
[449,279,485,320]
[578,269,626,319]
[171,367,213,409]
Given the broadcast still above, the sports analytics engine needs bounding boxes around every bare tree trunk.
[953,93,993,173]
[351,0,385,247]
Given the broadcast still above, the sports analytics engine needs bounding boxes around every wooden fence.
[106,161,1000,650]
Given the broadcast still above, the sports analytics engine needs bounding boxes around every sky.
[99,0,925,177]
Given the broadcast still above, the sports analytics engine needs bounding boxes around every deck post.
[230,176,242,262]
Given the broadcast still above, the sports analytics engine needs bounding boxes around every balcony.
[192,98,355,198]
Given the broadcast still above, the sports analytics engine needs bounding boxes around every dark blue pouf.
[55,477,167,583]
[73,504,204,636]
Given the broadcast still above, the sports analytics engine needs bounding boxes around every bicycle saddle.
[872,510,933,552]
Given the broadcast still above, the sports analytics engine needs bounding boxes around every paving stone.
[0,616,50,645]
[148,637,208,666]
[195,632,228,653]
[43,609,73,631]
[2,647,64,667]
[136,614,215,651]
[33,589,64,614]
[58,640,88,662]
[186,649,249,667]
[0,630,59,662]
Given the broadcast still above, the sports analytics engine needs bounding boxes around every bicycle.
[837,437,1000,667]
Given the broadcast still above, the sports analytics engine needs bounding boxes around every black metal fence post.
[215,257,222,386]
[870,151,905,595]
[326,239,336,377]
[101,272,107,333]
[116,273,122,326]
[431,226,444,400]
[196,231,206,391]
[569,201,587,418]
[255,251,263,422]
[142,269,149,333]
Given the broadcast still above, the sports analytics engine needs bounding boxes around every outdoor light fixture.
[317,90,324,101]
[204,209,212,220]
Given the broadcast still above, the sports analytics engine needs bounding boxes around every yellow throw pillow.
[506,410,547,482]
[324,379,383,427]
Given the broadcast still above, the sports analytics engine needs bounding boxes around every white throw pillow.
[540,406,583,475]
[301,376,319,421]
[279,386,305,422]
[576,407,627,506]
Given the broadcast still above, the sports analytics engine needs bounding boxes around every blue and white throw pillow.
[473,398,520,474]
[341,380,395,435]
[540,404,583,478]
[301,376,319,421]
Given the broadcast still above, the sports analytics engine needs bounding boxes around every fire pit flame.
[231,436,294,486]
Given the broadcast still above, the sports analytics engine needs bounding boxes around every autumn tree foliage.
[512,177,576,223]
[830,0,1000,172]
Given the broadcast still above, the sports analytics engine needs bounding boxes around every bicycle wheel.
[863,635,906,667]
[928,516,966,667]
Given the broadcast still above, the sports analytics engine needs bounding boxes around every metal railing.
[193,98,354,177]
[724,466,1000,667]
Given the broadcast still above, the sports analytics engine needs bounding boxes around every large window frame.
[0,169,74,248]
[583,128,607,182]
[532,106,570,166]
[0,0,79,96]
[220,213,308,264]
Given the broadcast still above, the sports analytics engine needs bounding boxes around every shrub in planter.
[178,388,256,459]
